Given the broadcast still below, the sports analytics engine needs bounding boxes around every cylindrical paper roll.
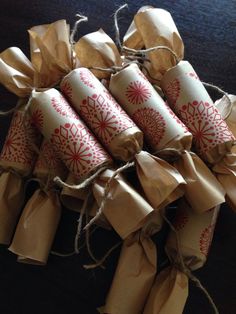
[103,232,156,314]
[93,168,155,239]
[166,201,220,270]
[9,190,61,265]
[143,267,188,314]
[109,63,225,212]
[0,107,41,176]
[29,88,112,179]
[60,68,143,162]
[0,105,41,245]
[8,140,67,264]
[161,61,235,163]
[33,139,68,186]
[61,68,187,210]
[134,8,184,81]
[0,172,24,245]
[109,63,192,153]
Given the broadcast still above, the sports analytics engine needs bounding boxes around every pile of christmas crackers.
[0,5,236,314]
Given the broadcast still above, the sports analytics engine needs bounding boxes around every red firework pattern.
[164,78,180,108]
[79,93,135,145]
[34,141,60,171]
[186,72,199,80]
[173,210,189,231]
[31,108,44,131]
[178,100,235,153]
[131,108,166,148]
[60,79,73,101]
[50,122,109,177]
[79,68,95,89]
[199,224,215,256]
[0,111,39,166]
[164,101,189,133]
[51,95,79,120]
[125,80,152,105]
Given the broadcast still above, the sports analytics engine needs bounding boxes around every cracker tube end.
[102,232,157,314]
[134,8,184,81]
[0,105,41,245]
[9,190,61,265]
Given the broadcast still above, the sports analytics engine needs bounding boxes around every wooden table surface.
[0,1,236,313]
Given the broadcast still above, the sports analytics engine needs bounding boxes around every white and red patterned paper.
[33,139,68,183]
[109,63,191,152]
[166,201,220,270]
[0,109,40,176]
[161,61,235,155]
[60,68,137,149]
[29,89,111,179]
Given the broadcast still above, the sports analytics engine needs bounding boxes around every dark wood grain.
[0,1,235,313]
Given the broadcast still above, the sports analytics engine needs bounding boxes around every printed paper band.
[29,88,111,179]
[0,109,40,176]
[60,68,138,151]
[161,61,235,155]
[109,63,191,152]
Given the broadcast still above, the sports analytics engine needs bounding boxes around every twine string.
[54,166,107,190]
[83,241,122,269]
[70,13,88,69]
[162,210,219,314]
[0,98,25,116]
[202,81,232,119]
[83,161,135,231]
[74,191,92,254]
[113,4,128,51]
[122,45,180,65]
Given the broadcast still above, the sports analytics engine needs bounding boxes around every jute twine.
[162,210,219,314]
[70,13,88,69]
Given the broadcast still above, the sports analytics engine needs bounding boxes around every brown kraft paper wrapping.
[102,230,157,314]
[28,19,74,87]
[61,67,186,210]
[123,6,153,50]
[134,8,184,82]
[74,29,122,79]
[0,105,40,245]
[162,60,236,210]
[143,201,220,314]
[30,89,157,236]
[9,140,68,265]
[214,94,236,211]
[109,63,225,212]
[92,168,156,239]
[0,18,81,245]
[60,173,111,230]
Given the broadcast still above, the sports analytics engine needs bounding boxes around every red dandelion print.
[31,108,44,131]
[178,100,235,153]
[187,72,199,80]
[79,68,95,89]
[50,122,109,177]
[0,111,40,167]
[200,224,215,256]
[164,78,180,108]
[164,101,189,133]
[79,93,135,145]
[35,141,60,171]
[132,108,166,148]
[173,210,189,231]
[61,79,73,101]
[51,95,79,120]
[125,80,152,105]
